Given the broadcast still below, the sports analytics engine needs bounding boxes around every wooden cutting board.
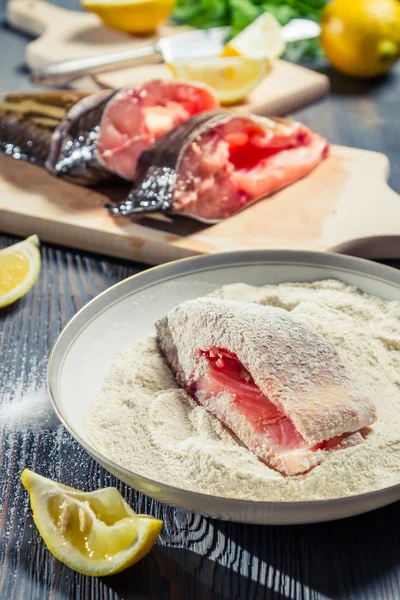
[1,146,400,263]
[6,0,330,115]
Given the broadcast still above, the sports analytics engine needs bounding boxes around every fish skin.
[0,91,88,167]
[0,115,53,166]
[156,297,377,476]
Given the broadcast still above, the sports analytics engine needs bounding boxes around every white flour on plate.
[85,280,400,502]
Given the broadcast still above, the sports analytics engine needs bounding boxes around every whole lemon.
[320,0,400,78]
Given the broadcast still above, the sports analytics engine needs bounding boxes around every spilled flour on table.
[0,386,56,431]
[85,280,400,502]
[0,360,58,432]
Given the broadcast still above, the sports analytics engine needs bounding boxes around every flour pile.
[86,280,400,502]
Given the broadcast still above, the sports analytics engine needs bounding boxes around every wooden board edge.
[0,209,202,265]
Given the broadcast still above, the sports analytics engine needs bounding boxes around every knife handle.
[31,45,163,87]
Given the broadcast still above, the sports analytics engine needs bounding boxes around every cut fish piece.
[97,80,219,180]
[112,112,329,222]
[156,298,377,476]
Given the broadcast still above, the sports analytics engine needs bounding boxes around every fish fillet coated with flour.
[156,298,377,476]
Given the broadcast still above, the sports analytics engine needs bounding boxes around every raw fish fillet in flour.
[156,298,377,476]
[109,112,329,222]
[0,81,218,185]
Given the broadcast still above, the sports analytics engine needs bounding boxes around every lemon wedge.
[221,13,285,60]
[21,469,163,577]
[168,57,269,105]
[0,235,41,309]
[81,0,175,34]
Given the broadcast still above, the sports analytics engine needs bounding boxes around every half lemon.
[21,469,163,577]
[168,56,269,105]
[0,234,41,309]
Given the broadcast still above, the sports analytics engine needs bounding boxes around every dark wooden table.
[1,2,400,598]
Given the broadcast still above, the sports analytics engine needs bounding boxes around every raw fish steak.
[156,298,376,476]
[109,112,329,222]
[0,81,218,185]
[96,80,218,180]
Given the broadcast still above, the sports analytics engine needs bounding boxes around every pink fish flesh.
[156,298,377,476]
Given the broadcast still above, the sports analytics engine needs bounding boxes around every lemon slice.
[21,469,163,577]
[221,13,285,60]
[81,0,175,34]
[0,235,41,309]
[168,57,269,105]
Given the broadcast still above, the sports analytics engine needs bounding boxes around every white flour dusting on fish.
[85,280,400,502]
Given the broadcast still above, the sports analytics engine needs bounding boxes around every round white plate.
[48,250,400,524]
